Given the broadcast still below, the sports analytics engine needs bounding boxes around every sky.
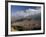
[11,5,41,18]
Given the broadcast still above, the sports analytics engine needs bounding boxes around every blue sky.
[11,5,41,16]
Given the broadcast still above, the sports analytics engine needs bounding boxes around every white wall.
[0,0,46,37]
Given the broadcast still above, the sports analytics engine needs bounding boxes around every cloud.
[12,7,41,20]
[15,8,41,17]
